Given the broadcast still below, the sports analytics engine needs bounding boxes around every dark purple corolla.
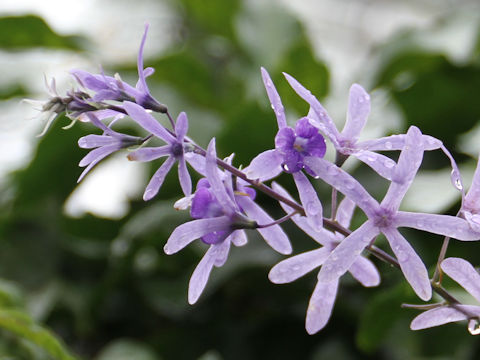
[245,68,325,231]
[164,139,291,304]
[77,112,143,182]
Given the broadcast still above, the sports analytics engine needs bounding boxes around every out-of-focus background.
[1,0,480,359]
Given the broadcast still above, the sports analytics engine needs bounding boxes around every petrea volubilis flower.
[305,126,480,300]
[461,155,480,232]
[270,183,380,334]
[245,68,325,231]
[164,139,291,304]
[284,73,463,188]
[77,112,144,182]
[124,101,198,199]
[410,257,480,334]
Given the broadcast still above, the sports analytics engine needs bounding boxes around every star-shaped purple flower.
[269,183,380,334]
[77,112,143,182]
[245,68,325,231]
[305,126,480,300]
[411,257,480,333]
[163,139,292,304]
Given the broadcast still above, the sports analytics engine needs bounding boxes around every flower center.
[171,142,184,158]
[373,207,395,228]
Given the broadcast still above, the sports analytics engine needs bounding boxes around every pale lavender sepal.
[293,171,323,231]
[348,256,380,287]
[383,227,431,300]
[184,152,206,176]
[269,248,331,284]
[441,257,480,302]
[175,112,188,140]
[164,216,232,254]
[78,134,117,148]
[394,212,480,241]
[143,156,176,200]
[464,156,480,213]
[128,146,170,162]
[318,221,380,284]
[303,157,378,218]
[261,67,287,129]
[336,196,356,229]
[212,237,231,267]
[123,101,175,143]
[341,83,370,142]
[358,134,441,152]
[136,23,150,94]
[381,126,424,211]
[205,138,237,213]
[352,150,396,180]
[188,245,216,305]
[464,211,480,233]
[305,279,339,334]
[410,306,471,330]
[236,196,292,255]
[178,156,192,196]
[244,150,283,181]
[231,230,248,247]
[77,145,118,182]
[283,72,340,147]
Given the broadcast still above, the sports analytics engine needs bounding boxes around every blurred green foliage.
[1,2,480,360]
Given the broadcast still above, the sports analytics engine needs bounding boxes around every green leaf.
[95,339,158,360]
[0,309,77,360]
[0,15,86,50]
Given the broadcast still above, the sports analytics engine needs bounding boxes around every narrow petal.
[358,134,442,151]
[185,152,206,176]
[127,146,170,162]
[269,248,330,284]
[188,246,216,304]
[231,230,248,247]
[352,150,396,180]
[348,256,380,287]
[336,196,356,229]
[394,211,480,241]
[164,216,232,254]
[383,227,431,301]
[77,145,118,182]
[123,101,175,142]
[303,157,379,218]
[293,171,323,231]
[305,279,339,334]
[136,23,149,93]
[341,83,370,142]
[178,156,192,196]
[318,221,380,284]
[175,112,189,140]
[70,69,108,91]
[283,72,340,146]
[78,134,117,149]
[382,126,424,211]
[236,196,292,255]
[212,238,231,267]
[261,67,287,129]
[464,156,480,212]
[143,156,175,200]
[410,306,471,330]
[442,257,480,303]
[206,138,238,213]
[244,150,283,181]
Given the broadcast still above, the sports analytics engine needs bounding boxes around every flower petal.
[175,112,189,140]
[185,152,207,176]
[410,306,474,330]
[127,146,170,162]
[244,149,283,182]
[269,248,331,284]
[394,211,480,241]
[77,145,119,182]
[442,257,480,303]
[293,171,323,231]
[303,157,379,218]
[236,196,292,255]
[352,150,396,180]
[341,83,370,143]
[231,230,248,247]
[78,134,117,149]
[143,156,175,200]
[336,196,356,229]
[164,216,232,254]
[136,23,149,94]
[318,221,380,283]
[261,67,287,129]
[383,227,431,301]
[305,279,339,334]
[358,134,441,152]
[348,256,380,287]
[178,156,192,196]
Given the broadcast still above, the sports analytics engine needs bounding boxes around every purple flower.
[77,113,143,182]
[284,73,463,186]
[411,257,480,333]
[305,126,480,300]
[124,101,202,200]
[163,139,291,304]
[269,183,380,334]
[71,24,166,113]
[245,68,325,231]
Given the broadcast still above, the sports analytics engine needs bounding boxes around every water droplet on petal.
[282,164,290,172]
[306,201,320,216]
[385,141,393,150]
[416,220,424,228]
[270,104,275,110]
[468,319,480,335]
[384,159,395,169]
[367,155,376,162]
[450,169,463,191]
[292,265,301,271]
[345,180,355,190]
[397,250,409,262]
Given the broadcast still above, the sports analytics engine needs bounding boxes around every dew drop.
[292,265,301,272]
[345,180,355,190]
[468,319,480,335]
[384,141,393,150]
[282,164,290,172]
[397,250,409,262]
[384,159,395,169]
[306,201,320,216]
[367,155,376,162]
[450,169,463,191]
[270,104,275,110]
[358,97,364,103]
[416,220,424,228]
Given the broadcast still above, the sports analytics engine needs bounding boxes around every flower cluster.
[34,24,480,336]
